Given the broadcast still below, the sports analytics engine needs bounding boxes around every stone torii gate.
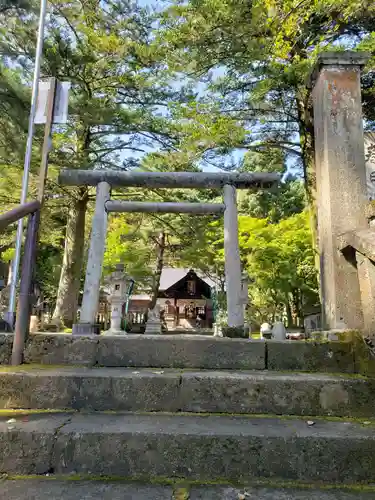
[58,170,279,335]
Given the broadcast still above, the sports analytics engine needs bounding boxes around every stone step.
[0,479,374,499]
[0,333,359,373]
[0,367,374,417]
[1,412,375,483]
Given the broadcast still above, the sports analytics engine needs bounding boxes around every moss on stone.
[103,409,375,425]
[222,326,247,338]
[0,409,75,417]
[275,369,369,379]
[4,475,375,493]
[333,330,375,378]
[353,344,375,378]
[0,364,81,372]
[173,486,190,500]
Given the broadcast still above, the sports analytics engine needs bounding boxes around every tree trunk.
[296,94,318,242]
[295,93,321,292]
[149,231,166,310]
[286,298,293,328]
[52,189,88,327]
[292,288,304,327]
[295,92,316,209]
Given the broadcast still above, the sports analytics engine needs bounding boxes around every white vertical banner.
[34,80,71,124]
[53,81,71,123]
[34,80,50,124]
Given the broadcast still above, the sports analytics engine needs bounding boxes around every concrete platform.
[20,333,266,370]
[0,367,374,417]
[0,480,172,499]
[0,480,373,500]
[267,341,355,373]
[0,333,361,373]
[189,485,375,499]
[96,335,265,369]
[0,412,375,483]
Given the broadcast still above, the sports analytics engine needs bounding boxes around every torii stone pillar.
[223,184,244,328]
[311,52,370,331]
[73,181,111,335]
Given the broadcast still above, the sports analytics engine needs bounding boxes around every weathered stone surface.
[0,480,173,499]
[49,414,375,483]
[311,52,370,331]
[190,486,375,499]
[0,480,373,500]
[109,370,181,412]
[222,326,247,338]
[353,338,375,377]
[1,368,374,417]
[179,370,375,417]
[223,184,244,328]
[338,229,375,264]
[356,252,375,337]
[4,334,366,374]
[0,367,181,412]
[267,341,355,372]
[365,200,375,221]
[0,333,13,364]
[0,412,70,474]
[59,169,280,189]
[0,413,375,482]
[23,334,98,366]
[97,335,265,369]
[80,182,110,325]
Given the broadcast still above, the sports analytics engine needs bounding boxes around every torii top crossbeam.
[58,169,280,189]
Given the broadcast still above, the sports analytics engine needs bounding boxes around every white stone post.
[74,181,110,334]
[223,184,244,327]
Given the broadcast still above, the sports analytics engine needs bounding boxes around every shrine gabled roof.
[159,268,217,291]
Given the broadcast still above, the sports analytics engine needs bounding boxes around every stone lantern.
[104,264,127,335]
[240,272,249,306]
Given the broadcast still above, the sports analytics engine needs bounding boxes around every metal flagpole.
[6,0,48,328]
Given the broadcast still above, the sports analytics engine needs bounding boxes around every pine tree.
[0,0,183,326]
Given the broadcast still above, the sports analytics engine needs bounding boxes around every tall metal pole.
[6,0,48,328]
[11,78,57,365]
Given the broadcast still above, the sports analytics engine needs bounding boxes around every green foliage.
[3,0,369,324]
[238,149,306,222]
[34,244,61,303]
[0,0,29,13]
[0,0,190,316]
[158,0,375,192]
[239,211,319,325]
[104,214,155,290]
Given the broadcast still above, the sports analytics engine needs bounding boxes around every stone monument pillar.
[310,52,370,331]
[103,264,127,335]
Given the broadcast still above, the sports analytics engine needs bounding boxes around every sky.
[118,0,246,172]
[119,0,294,175]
